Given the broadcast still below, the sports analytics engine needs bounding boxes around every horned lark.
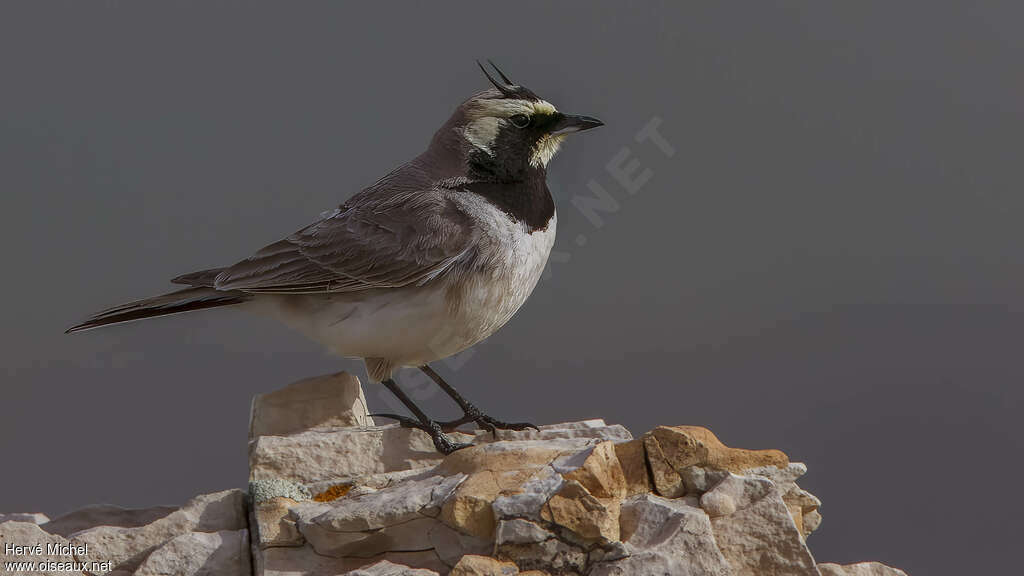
[68,61,603,453]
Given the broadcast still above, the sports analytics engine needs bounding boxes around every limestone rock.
[260,545,447,576]
[744,462,822,539]
[818,562,909,576]
[705,474,819,576]
[2,375,909,576]
[0,521,85,576]
[643,426,790,499]
[250,371,374,438]
[427,522,493,567]
[450,554,520,575]
[302,473,463,532]
[40,504,177,537]
[642,432,687,498]
[134,529,250,576]
[541,480,620,544]
[590,494,731,576]
[487,419,631,443]
[552,441,627,500]
[612,439,651,497]
[491,466,564,522]
[250,424,466,485]
[69,489,246,574]
[0,512,49,524]
[440,470,505,539]
[294,473,465,559]
[344,560,441,575]
[439,440,582,477]
[495,518,553,546]
[252,497,304,548]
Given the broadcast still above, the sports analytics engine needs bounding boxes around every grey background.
[1,2,1020,574]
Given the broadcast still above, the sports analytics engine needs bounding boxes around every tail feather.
[65,287,249,334]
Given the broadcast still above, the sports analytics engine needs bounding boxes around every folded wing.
[183,190,476,295]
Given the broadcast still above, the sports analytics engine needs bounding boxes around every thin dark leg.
[419,365,538,435]
[371,378,471,455]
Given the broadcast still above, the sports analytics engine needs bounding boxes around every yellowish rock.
[541,480,620,544]
[441,471,503,540]
[450,554,520,575]
[560,441,627,500]
[440,443,565,476]
[253,497,303,548]
[643,424,786,481]
[648,426,789,473]
[613,439,652,496]
[642,433,686,498]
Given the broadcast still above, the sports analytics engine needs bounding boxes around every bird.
[67,61,604,453]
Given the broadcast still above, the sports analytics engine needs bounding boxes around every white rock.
[70,489,246,574]
[491,466,563,521]
[703,473,773,511]
[293,474,467,559]
[706,476,819,576]
[344,559,441,575]
[134,529,250,576]
[426,522,492,567]
[260,545,446,576]
[249,425,463,485]
[250,372,374,439]
[590,494,732,576]
[700,489,737,517]
[743,462,823,538]
[818,562,909,576]
[41,504,177,537]
[0,522,84,576]
[304,516,439,558]
[302,474,461,532]
[0,512,49,524]
[485,419,632,443]
[744,462,808,487]
[494,518,554,545]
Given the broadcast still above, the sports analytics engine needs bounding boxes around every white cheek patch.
[463,97,560,158]
[464,117,502,153]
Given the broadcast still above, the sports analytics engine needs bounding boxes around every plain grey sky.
[2,2,1021,574]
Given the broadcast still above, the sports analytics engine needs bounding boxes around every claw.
[370,413,473,455]
[437,407,539,436]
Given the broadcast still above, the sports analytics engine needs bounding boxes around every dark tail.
[65,287,250,334]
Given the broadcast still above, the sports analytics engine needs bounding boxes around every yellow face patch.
[531,133,566,167]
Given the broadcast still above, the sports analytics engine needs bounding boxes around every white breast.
[255,198,556,371]
[452,204,557,346]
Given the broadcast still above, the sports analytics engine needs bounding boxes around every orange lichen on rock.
[312,484,351,502]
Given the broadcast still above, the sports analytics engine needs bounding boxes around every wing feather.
[212,189,475,294]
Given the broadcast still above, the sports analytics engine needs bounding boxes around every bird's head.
[432,61,603,181]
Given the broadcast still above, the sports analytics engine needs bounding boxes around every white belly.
[255,213,556,371]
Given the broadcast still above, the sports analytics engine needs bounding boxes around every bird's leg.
[370,378,472,455]
[419,365,539,435]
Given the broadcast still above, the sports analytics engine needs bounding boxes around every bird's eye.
[509,114,531,128]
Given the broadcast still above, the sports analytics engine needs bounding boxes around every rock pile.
[1,372,909,575]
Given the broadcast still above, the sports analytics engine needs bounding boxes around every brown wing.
[209,190,476,294]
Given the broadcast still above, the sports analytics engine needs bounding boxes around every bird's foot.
[436,402,539,436]
[369,413,473,455]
